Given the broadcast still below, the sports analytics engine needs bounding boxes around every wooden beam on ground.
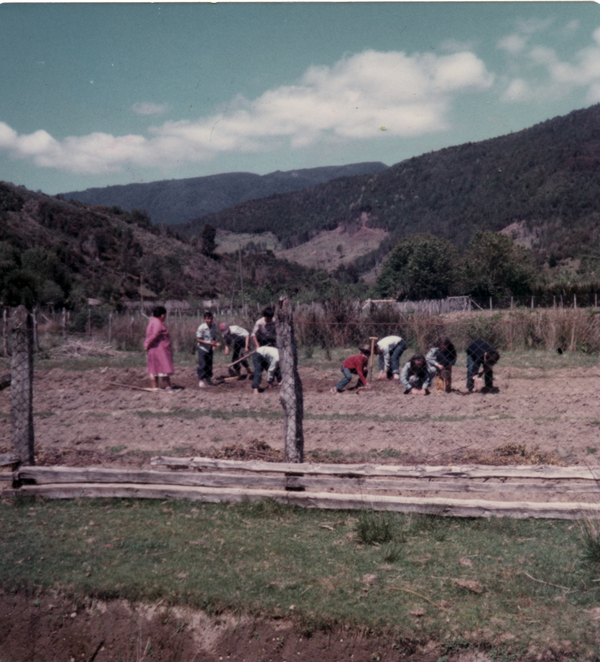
[150,456,600,481]
[17,466,600,496]
[6,482,600,520]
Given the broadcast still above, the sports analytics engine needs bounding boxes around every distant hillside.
[183,104,600,275]
[59,162,388,226]
[0,181,352,309]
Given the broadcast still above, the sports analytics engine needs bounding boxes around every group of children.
[144,305,499,396]
[331,336,500,395]
[144,306,282,394]
[195,307,281,394]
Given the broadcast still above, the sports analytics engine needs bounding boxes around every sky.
[1,2,600,195]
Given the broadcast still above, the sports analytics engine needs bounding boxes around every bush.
[70,308,108,333]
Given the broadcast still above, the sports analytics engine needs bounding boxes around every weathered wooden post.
[275,296,304,465]
[32,306,39,352]
[2,308,8,357]
[11,305,34,465]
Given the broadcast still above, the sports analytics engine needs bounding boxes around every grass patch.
[2,498,600,658]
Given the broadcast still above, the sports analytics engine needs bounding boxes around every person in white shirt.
[252,346,281,395]
[376,335,407,381]
[247,306,276,351]
[220,323,252,377]
[195,311,221,387]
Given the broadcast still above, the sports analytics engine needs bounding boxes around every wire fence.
[2,301,600,357]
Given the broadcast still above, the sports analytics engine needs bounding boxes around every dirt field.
[2,352,600,661]
[1,354,599,469]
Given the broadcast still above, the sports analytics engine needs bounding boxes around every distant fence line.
[2,300,600,357]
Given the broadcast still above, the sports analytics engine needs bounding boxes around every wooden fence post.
[2,308,7,357]
[11,305,34,466]
[275,296,304,465]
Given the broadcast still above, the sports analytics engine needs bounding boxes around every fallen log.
[17,465,600,496]
[150,456,600,481]
[6,482,600,520]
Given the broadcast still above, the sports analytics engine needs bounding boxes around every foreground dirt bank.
[0,591,572,662]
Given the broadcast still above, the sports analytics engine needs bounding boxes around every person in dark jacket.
[466,339,500,392]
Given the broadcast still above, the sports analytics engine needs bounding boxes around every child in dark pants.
[252,346,281,394]
[220,323,252,377]
[196,311,221,387]
[331,344,373,393]
[466,339,500,393]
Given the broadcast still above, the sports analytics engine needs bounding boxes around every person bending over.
[400,354,435,395]
[466,339,500,393]
[220,322,252,378]
[376,335,407,381]
[331,344,372,394]
[426,337,457,392]
[252,345,281,394]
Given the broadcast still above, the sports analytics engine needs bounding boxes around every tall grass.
[14,306,600,356]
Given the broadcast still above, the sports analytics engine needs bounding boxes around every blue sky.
[1,2,600,195]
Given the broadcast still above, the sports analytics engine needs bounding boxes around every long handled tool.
[214,350,257,382]
[107,381,161,392]
[368,336,378,384]
[228,350,256,368]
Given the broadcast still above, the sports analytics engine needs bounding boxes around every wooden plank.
[7,483,600,520]
[18,466,600,495]
[19,466,288,489]
[0,453,19,467]
[151,456,600,481]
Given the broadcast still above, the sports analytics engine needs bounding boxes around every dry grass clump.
[209,439,284,462]
[462,443,562,466]
[49,340,123,359]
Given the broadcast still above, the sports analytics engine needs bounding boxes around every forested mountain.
[59,162,388,226]
[183,104,600,274]
[0,181,353,308]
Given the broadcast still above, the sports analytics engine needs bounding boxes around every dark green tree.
[459,231,536,297]
[374,233,457,300]
[201,224,217,257]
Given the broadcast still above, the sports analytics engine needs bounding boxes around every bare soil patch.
[0,590,500,662]
[1,359,599,469]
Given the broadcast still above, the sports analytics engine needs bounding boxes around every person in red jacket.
[330,344,375,393]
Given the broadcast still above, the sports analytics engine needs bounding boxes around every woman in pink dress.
[144,306,174,390]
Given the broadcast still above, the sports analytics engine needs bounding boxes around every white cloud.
[497,34,527,55]
[131,102,170,116]
[500,25,600,104]
[503,78,531,101]
[0,49,493,175]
